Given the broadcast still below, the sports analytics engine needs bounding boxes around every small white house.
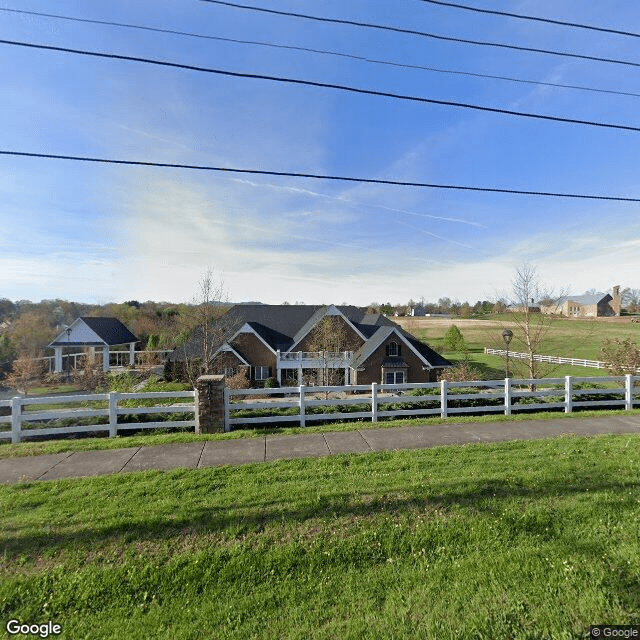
[48,317,138,373]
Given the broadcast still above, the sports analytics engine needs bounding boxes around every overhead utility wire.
[4,39,640,134]
[2,151,638,202]
[1,7,637,100]
[419,0,640,39]
[199,0,640,69]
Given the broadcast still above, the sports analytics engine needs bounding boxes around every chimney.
[612,285,621,316]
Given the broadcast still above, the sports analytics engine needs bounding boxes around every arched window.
[386,341,400,357]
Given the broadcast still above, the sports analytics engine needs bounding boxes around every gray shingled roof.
[170,304,449,368]
[171,305,322,361]
[553,293,611,306]
[49,317,138,347]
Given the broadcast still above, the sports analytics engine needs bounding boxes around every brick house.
[170,304,451,386]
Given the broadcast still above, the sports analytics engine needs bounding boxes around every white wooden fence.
[484,348,640,371]
[225,375,640,430]
[2,376,638,442]
[0,390,195,443]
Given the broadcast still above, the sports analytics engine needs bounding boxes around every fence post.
[371,383,378,422]
[440,380,448,418]
[564,376,573,413]
[109,392,118,437]
[625,374,633,411]
[195,375,225,433]
[11,397,22,444]
[223,387,231,432]
[299,385,306,428]
[504,378,511,416]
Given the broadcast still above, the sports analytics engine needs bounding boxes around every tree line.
[0,297,230,378]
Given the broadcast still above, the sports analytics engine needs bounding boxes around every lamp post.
[502,329,513,379]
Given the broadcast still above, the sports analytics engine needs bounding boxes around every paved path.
[1,414,640,484]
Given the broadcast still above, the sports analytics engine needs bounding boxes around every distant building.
[540,286,621,317]
[506,298,541,314]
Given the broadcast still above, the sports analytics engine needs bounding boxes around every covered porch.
[48,317,138,374]
[276,350,353,385]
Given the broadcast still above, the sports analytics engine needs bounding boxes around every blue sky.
[1,0,639,305]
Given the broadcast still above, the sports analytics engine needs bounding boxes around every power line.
[2,7,638,100]
[4,38,640,133]
[419,1,640,39]
[1,150,638,202]
[199,0,640,70]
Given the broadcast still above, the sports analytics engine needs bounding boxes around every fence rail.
[224,375,640,431]
[34,350,174,372]
[0,390,195,443]
[2,375,639,442]
[484,348,640,371]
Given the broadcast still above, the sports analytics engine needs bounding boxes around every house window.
[223,367,236,377]
[386,341,401,357]
[254,366,271,380]
[385,371,405,384]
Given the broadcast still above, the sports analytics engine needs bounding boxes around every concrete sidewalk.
[1,414,640,484]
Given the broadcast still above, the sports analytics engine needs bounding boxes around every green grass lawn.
[1,434,639,639]
[405,314,640,380]
[443,349,611,380]
[413,315,640,363]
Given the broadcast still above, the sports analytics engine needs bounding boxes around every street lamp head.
[502,329,513,345]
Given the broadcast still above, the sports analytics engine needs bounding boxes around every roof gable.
[49,317,138,347]
[230,322,278,354]
[289,304,366,350]
[354,326,451,370]
[213,343,250,366]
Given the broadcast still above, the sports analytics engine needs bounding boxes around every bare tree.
[305,316,360,386]
[504,264,565,381]
[196,268,229,374]
[174,268,230,385]
[6,353,45,395]
[621,288,640,313]
[601,338,640,376]
[72,349,108,392]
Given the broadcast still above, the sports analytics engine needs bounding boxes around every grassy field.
[397,315,640,378]
[1,434,639,639]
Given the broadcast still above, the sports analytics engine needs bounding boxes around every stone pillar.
[195,374,225,433]
[102,346,110,372]
[129,342,136,366]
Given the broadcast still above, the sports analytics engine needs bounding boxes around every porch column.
[102,346,110,372]
[54,346,63,373]
[298,351,303,385]
[129,342,136,366]
[276,350,282,384]
[344,351,349,385]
